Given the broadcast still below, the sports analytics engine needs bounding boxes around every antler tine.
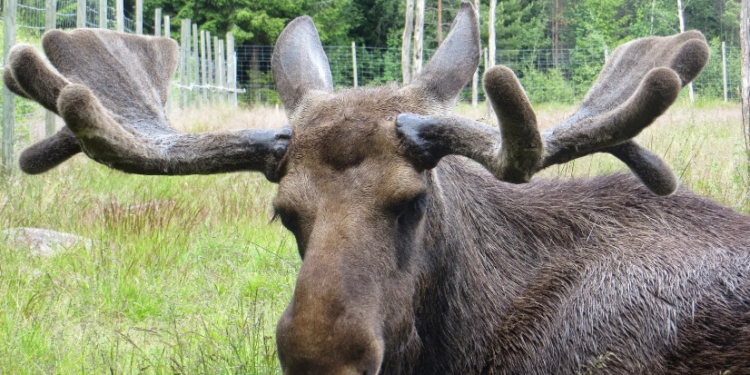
[7,29,292,181]
[397,32,708,196]
[396,66,543,183]
[538,31,709,195]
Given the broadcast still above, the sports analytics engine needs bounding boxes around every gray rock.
[1,228,93,257]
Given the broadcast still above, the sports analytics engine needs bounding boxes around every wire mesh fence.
[0,0,242,173]
[238,41,743,106]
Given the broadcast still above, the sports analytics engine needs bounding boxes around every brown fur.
[9,2,750,374]
[270,4,750,375]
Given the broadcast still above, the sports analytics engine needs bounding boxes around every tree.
[403,0,415,83]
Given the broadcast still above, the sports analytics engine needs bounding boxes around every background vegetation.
[127,0,742,50]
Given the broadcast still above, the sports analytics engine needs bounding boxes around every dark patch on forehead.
[285,86,422,171]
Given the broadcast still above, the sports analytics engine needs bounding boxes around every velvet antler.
[4,29,291,181]
[397,31,709,196]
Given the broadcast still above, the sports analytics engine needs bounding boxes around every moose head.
[11,2,750,375]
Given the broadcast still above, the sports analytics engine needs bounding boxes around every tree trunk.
[413,0,425,77]
[741,0,750,157]
[553,0,559,67]
[471,0,480,108]
[402,0,415,84]
[437,0,443,46]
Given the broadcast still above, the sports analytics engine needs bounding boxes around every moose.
[5,2,750,374]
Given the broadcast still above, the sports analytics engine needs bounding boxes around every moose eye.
[274,208,301,233]
[391,193,427,221]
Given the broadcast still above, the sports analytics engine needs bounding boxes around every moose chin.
[6,1,750,374]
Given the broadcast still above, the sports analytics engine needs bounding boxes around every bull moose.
[5,2,750,374]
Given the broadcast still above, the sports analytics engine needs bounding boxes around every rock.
[1,228,93,257]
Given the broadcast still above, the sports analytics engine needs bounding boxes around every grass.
[2,100,749,374]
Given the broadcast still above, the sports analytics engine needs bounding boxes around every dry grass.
[1,100,749,374]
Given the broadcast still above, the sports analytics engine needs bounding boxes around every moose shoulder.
[6,1,750,374]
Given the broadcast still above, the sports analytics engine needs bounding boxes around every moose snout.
[276,304,384,375]
[276,258,385,375]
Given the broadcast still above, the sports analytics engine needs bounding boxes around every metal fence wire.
[0,0,744,173]
[238,42,742,105]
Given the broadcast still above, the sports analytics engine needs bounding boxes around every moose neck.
[408,156,613,373]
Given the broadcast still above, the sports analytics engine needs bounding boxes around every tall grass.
[1,101,748,374]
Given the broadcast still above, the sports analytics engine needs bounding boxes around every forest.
[130,0,742,50]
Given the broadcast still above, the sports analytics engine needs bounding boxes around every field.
[1,99,748,374]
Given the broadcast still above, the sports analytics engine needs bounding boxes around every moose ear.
[272,16,334,116]
[403,1,480,107]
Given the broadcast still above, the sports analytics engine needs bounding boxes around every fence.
[238,41,742,106]
[0,0,239,174]
[0,0,744,174]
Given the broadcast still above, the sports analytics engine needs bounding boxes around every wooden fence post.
[99,0,106,29]
[76,0,86,28]
[352,41,358,87]
[227,33,236,106]
[722,41,728,102]
[135,0,143,34]
[116,0,123,32]
[3,0,17,174]
[200,30,208,103]
[192,23,199,105]
[218,38,226,103]
[206,32,213,104]
[179,19,189,109]
[165,15,171,113]
[154,8,161,36]
[45,0,57,137]
[213,36,221,103]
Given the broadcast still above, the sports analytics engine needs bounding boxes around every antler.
[4,29,291,181]
[397,31,709,196]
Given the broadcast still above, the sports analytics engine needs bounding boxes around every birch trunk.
[402,0,415,84]
[412,0,425,77]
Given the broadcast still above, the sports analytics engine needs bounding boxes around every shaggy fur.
[270,2,750,375]
[9,2,750,374]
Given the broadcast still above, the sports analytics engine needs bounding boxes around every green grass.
[1,102,749,374]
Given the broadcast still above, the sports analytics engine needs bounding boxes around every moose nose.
[276,299,384,375]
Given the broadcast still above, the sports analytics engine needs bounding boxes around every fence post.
[722,41,728,102]
[214,36,221,103]
[154,8,161,36]
[165,15,171,113]
[207,33,214,104]
[135,0,143,34]
[484,47,491,120]
[45,0,57,137]
[116,0,123,32]
[2,0,17,174]
[227,33,237,106]
[352,42,358,87]
[45,0,56,30]
[200,30,208,103]
[99,0,106,29]
[76,0,85,28]
[179,19,190,109]
[192,23,199,105]
[218,38,226,103]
